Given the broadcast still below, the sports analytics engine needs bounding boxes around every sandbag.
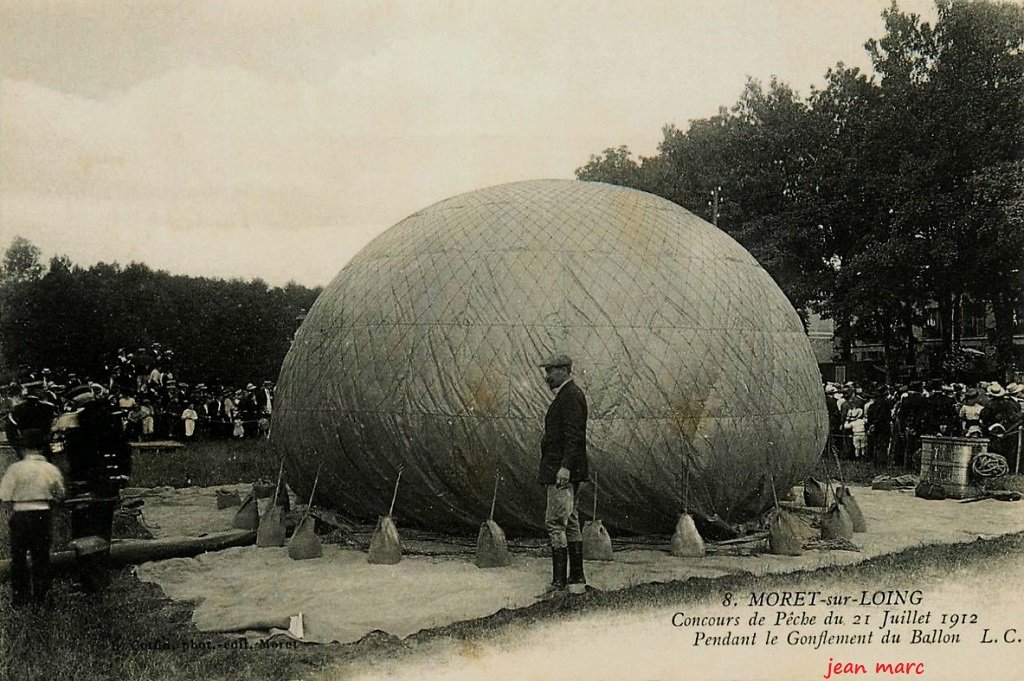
[691,511,739,541]
[582,519,613,561]
[232,494,259,530]
[112,506,154,540]
[836,487,867,532]
[670,514,705,557]
[217,489,242,509]
[256,505,287,547]
[820,503,854,540]
[287,515,322,560]
[768,509,803,556]
[474,520,511,568]
[253,481,276,499]
[915,481,947,500]
[803,477,831,508]
[367,515,402,564]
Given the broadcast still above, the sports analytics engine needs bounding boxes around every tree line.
[0,236,321,387]
[576,0,1024,380]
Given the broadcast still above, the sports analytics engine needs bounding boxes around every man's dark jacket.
[538,380,588,485]
[924,393,960,435]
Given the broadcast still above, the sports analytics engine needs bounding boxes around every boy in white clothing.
[844,407,868,459]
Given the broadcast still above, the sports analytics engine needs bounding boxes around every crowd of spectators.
[824,378,1024,473]
[2,342,276,442]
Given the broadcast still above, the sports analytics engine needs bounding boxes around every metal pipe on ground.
[0,529,256,581]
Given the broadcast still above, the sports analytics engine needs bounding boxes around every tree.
[573,0,1024,378]
[0,237,46,372]
[575,145,645,189]
[0,236,44,287]
[867,0,1024,373]
[0,243,323,386]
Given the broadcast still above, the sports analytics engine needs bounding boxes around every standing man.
[538,354,588,595]
[1,394,64,606]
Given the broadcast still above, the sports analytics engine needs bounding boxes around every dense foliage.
[0,236,320,385]
[576,1,1024,379]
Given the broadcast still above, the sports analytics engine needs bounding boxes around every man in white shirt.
[1,396,64,606]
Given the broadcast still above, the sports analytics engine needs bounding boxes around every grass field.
[129,437,282,489]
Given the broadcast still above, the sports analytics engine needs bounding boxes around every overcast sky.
[0,0,938,287]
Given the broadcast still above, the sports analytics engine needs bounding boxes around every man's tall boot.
[545,546,568,596]
[567,541,587,595]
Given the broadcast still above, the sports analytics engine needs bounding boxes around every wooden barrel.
[919,436,988,499]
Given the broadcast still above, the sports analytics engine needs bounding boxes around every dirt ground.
[132,485,1024,647]
[316,539,1024,681]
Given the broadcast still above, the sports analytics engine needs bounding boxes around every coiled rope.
[971,452,1009,479]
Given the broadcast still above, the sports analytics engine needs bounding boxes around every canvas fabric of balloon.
[273,180,827,534]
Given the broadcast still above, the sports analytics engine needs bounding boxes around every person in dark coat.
[537,353,588,595]
[924,381,960,436]
[823,385,841,457]
[896,383,928,467]
[866,388,893,466]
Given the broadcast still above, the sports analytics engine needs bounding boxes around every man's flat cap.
[539,354,573,369]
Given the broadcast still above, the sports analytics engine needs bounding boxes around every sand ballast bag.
[288,462,323,560]
[256,504,287,547]
[820,503,854,540]
[582,519,613,561]
[915,481,947,500]
[475,519,511,568]
[217,489,241,509]
[288,515,322,560]
[369,470,404,564]
[257,462,288,546]
[768,509,804,556]
[582,472,613,561]
[368,515,402,564]
[475,473,511,568]
[836,486,867,532]
[803,477,831,508]
[670,513,706,557]
[232,494,259,530]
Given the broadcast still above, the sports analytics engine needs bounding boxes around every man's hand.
[556,466,570,487]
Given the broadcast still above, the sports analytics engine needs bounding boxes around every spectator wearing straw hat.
[980,383,1021,472]
[960,388,984,437]
[538,353,589,596]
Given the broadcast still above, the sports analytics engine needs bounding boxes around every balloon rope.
[684,465,690,515]
[306,462,322,509]
[271,458,285,508]
[821,448,834,502]
[832,447,846,484]
[301,462,323,527]
[592,470,598,520]
[387,468,403,517]
[489,470,499,522]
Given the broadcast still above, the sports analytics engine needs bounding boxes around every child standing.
[844,407,868,459]
[181,404,198,440]
[139,402,155,441]
[232,414,245,439]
